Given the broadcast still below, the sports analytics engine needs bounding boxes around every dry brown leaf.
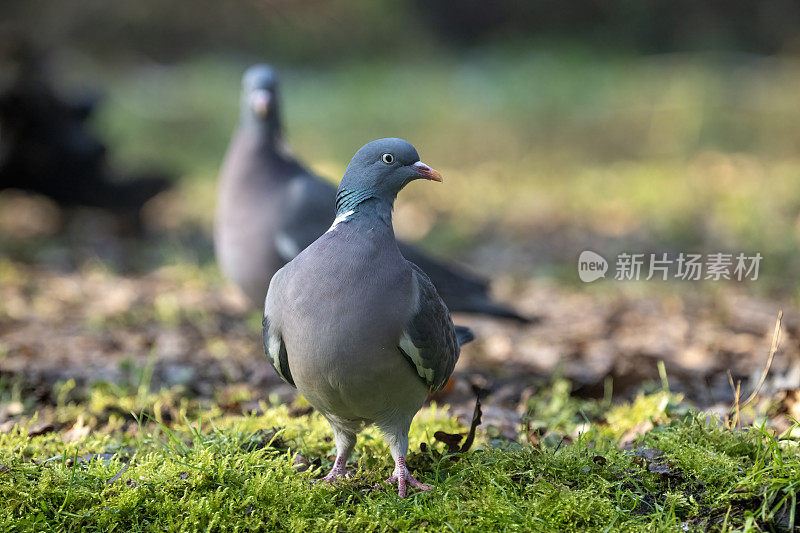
[61,415,90,443]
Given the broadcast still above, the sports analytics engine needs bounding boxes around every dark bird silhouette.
[0,48,171,229]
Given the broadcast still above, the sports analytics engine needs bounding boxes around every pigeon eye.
[381,153,395,164]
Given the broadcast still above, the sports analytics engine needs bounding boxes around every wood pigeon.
[263,138,475,496]
[215,64,529,322]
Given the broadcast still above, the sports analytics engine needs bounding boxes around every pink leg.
[316,424,356,484]
[318,454,349,483]
[381,455,432,498]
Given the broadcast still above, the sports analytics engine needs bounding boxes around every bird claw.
[315,471,351,484]
[378,467,432,497]
[313,457,351,485]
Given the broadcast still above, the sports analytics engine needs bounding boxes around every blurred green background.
[2,0,800,299]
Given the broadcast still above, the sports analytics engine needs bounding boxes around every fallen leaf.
[288,405,314,418]
[27,423,57,437]
[433,431,463,454]
[633,448,664,462]
[106,462,130,485]
[241,427,287,452]
[619,421,654,448]
[777,389,800,419]
[526,427,543,448]
[293,454,313,473]
[647,461,674,475]
[69,453,118,466]
[61,416,90,443]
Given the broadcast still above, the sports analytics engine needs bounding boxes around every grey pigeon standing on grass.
[215,64,530,322]
[263,138,474,496]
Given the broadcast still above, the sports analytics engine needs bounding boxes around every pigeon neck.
[335,187,374,214]
[334,191,394,227]
[250,125,282,148]
[241,110,283,148]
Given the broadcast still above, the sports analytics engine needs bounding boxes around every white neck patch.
[326,210,354,233]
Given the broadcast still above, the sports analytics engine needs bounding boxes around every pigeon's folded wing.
[262,274,296,387]
[398,263,463,392]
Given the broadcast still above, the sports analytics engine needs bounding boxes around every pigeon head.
[241,64,281,132]
[336,138,442,215]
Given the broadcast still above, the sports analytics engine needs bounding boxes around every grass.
[1,379,798,532]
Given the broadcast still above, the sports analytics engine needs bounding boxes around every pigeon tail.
[459,300,534,324]
[454,325,475,347]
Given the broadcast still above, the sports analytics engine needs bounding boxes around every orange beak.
[412,161,443,182]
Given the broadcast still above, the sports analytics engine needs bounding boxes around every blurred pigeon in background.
[263,138,474,496]
[0,45,172,231]
[215,64,530,321]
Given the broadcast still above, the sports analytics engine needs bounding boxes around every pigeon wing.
[398,262,467,392]
[262,271,296,387]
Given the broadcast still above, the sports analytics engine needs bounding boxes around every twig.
[741,310,783,408]
[459,384,487,453]
[727,370,740,430]
[735,379,742,431]
[657,361,670,393]
[432,384,488,458]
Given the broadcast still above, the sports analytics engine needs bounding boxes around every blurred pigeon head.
[241,64,281,128]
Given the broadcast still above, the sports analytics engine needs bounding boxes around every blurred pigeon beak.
[250,90,271,118]
[412,161,443,182]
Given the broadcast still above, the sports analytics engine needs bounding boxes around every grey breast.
[270,225,425,418]
[215,133,286,305]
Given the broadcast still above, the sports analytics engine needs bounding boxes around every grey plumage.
[263,138,474,496]
[215,64,529,322]
[215,66,332,305]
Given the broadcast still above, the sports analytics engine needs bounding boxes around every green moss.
[1,384,797,532]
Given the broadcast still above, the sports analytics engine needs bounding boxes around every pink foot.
[379,456,432,498]
[315,455,349,484]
